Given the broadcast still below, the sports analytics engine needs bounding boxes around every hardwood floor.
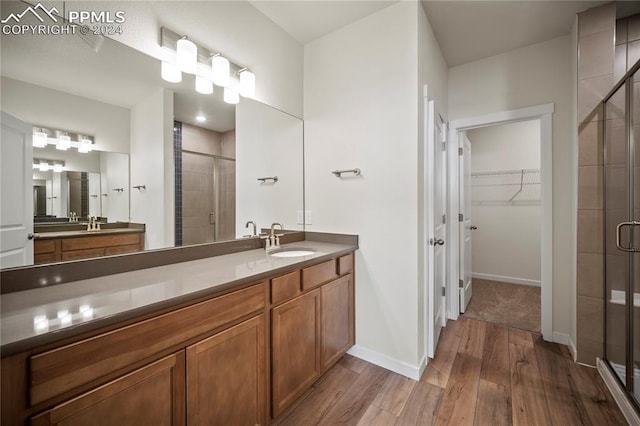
[273,317,627,425]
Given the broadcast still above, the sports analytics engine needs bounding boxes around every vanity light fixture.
[56,132,71,151]
[238,68,255,98]
[161,60,182,83]
[33,128,48,148]
[160,27,256,101]
[211,53,230,87]
[195,75,214,94]
[38,161,48,172]
[176,36,197,74]
[33,158,66,173]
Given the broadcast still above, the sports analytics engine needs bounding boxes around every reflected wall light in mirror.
[160,27,256,104]
[33,158,65,173]
[33,127,94,153]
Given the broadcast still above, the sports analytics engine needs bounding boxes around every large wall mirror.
[0,1,304,269]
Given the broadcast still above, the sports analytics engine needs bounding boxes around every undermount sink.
[268,248,316,258]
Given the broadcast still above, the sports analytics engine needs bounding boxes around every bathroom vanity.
[33,223,146,264]
[0,233,356,425]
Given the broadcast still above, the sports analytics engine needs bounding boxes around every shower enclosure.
[604,61,640,404]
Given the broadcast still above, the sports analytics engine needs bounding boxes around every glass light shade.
[52,163,64,173]
[33,130,48,148]
[239,70,255,98]
[176,37,197,74]
[211,55,230,87]
[78,137,92,153]
[38,161,49,172]
[224,87,239,104]
[56,134,71,151]
[195,75,214,94]
[161,61,182,83]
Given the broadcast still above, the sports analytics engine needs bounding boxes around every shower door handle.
[616,221,640,252]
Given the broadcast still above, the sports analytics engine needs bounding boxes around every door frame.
[447,103,554,341]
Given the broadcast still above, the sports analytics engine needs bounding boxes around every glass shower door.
[605,67,640,403]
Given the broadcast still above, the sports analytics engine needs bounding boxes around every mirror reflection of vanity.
[0,1,304,269]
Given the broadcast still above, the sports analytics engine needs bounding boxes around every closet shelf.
[471,168,540,205]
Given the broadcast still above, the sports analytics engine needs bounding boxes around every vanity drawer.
[61,233,142,251]
[34,240,57,254]
[271,271,301,305]
[29,282,265,406]
[302,259,338,291]
[338,253,354,275]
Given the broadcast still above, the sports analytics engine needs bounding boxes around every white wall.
[448,35,575,340]
[236,99,303,237]
[1,77,130,153]
[467,120,541,285]
[305,2,447,377]
[100,152,130,222]
[130,88,174,250]
[74,1,303,117]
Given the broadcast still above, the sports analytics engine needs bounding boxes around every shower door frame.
[603,57,640,407]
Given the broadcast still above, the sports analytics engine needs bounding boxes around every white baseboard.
[552,331,577,361]
[347,345,423,381]
[472,273,541,287]
[597,358,640,425]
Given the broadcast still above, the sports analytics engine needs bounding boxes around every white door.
[427,100,447,358]
[459,133,473,312]
[1,112,34,268]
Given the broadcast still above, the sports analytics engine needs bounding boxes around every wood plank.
[473,379,511,426]
[567,360,627,425]
[396,381,443,426]
[371,373,416,416]
[318,363,391,425]
[422,319,464,388]
[433,353,482,426]
[532,335,588,425]
[480,322,510,387]
[509,341,552,425]
[356,405,397,426]
[508,327,534,347]
[274,364,358,426]
[459,318,486,359]
[339,354,368,374]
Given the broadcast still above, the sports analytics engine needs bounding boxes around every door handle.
[617,221,640,252]
[27,233,39,240]
[470,226,478,230]
[429,238,445,246]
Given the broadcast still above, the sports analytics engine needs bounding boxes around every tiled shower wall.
[576,2,615,365]
[576,3,640,365]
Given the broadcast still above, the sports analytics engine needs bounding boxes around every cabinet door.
[321,275,354,370]
[187,315,266,426]
[271,289,321,417]
[31,353,185,426]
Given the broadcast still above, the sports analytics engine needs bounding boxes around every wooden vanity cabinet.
[30,352,186,426]
[270,252,355,419]
[34,232,145,264]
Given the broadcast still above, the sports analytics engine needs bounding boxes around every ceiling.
[250,0,609,67]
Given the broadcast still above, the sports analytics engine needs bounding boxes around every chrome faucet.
[245,221,257,237]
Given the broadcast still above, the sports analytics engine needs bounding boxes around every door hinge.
[442,214,446,224]
[458,147,463,156]
[458,213,463,222]
[441,142,447,151]
[442,287,446,296]
[459,279,464,288]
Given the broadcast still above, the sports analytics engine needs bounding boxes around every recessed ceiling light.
[195,115,206,122]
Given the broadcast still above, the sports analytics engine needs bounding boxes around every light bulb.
[33,130,48,148]
[211,55,230,87]
[176,37,197,74]
[57,133,70,150]
[53,163,63,173]
[239,69,255,98]
[161,61,182,83]
[38,161,49,172]
[224,87,239,104]
[195,75,213,94]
